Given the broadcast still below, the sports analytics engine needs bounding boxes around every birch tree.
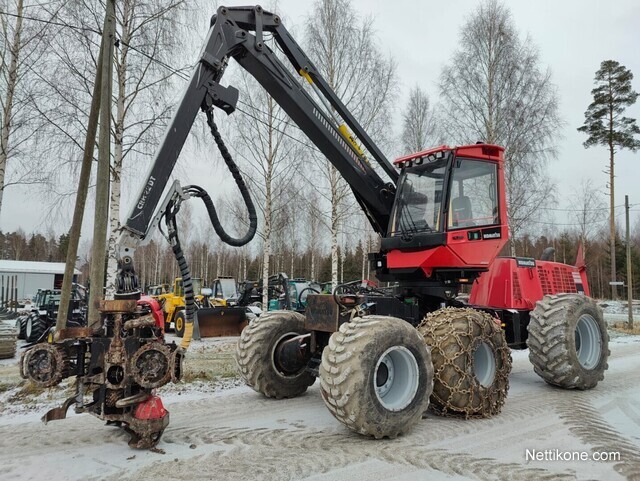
[0,1,62,217]
[105,0,191,297]
[34,1,192,296]
[571,178,607,259]
[439,0,561,254]
[233,71,298,307]
[401,85,437,154]
[305,0,397,290]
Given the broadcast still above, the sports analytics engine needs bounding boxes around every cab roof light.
[481,146,500,157]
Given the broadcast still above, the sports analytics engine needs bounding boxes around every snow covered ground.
[599,299,640,325]
[1,330,639,481]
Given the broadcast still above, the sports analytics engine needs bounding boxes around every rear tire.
[174,311,185,338]
[16,315,28,340]
[527,294,609,390]
[26,314,48,343]
[418,307,511,418]
[320,316,433,439]
[236,310,315,399]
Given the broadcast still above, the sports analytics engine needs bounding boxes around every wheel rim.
[473,342,496,388]
[26,317,32,338]
[175,315,183,332]
[575,314,602,369]
[374,346,420,411]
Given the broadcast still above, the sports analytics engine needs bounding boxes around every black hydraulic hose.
[161,109,257,348]
[165,208,197,349]
[191,109,257,247]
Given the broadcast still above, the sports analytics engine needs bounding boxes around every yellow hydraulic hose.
[180,320,194,350]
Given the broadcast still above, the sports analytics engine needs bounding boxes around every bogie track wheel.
[418,307,511,418]
[320,316,433,439]
[527,294,609,389]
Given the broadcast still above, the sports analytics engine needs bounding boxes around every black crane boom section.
[122,5,397,244]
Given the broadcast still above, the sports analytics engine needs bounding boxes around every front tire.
[26,314,48,343]
[320,316,433,439]
[418,307,511,418]
[527,294,609,390]
[236,311,315,399]
[174,311,185,338]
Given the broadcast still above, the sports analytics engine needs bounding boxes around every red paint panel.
[446,227,508,267]
[470,258,591,310]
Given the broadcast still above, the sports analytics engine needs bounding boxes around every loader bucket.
[196,307,248,337]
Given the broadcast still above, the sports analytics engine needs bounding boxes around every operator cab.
[377,144,508,284]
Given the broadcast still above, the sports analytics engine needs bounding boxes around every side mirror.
[201,288,213,297]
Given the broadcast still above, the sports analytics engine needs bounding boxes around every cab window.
[448,159,498,229]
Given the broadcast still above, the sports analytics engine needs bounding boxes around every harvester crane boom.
[118,4,398,273]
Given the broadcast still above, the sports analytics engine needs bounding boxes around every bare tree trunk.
[609,138,617,299]
[310,249,316,281]
[0,0,23,215]
[154,242,159,285]
[361,240,366,280]
[105,0,131,299]
[330,165,339,291]
[88,0,116,326]
[262,120,274,307]
[366,234,371,279]
[56,31,104,331]
[241,245,247,280]
[339,239,344,284]
[290,249,294,279]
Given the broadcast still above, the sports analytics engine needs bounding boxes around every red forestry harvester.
[21,5,609,446]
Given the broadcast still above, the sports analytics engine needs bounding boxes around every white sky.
[1,0,639,236]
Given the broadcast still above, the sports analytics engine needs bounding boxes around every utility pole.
[55,34,105,332]
[88,0,116,327]
[625,195,634,329]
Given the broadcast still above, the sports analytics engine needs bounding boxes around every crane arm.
[117,5,397,294]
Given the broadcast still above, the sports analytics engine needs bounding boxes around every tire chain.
[418,307,511,418]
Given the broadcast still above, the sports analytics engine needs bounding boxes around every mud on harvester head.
[20,297,183,449]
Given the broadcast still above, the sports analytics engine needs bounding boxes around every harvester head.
[20,298,183,449]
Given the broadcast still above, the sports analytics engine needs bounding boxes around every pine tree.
[578,60,640,299]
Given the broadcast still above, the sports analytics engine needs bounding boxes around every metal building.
[0,260,81,301]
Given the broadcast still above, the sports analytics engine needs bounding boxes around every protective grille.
[547,266,578,294]
[537,266,552,295]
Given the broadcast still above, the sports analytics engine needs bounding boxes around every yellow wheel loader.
[158,277,247,338]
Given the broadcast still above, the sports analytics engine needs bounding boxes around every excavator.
[20,5,609,446]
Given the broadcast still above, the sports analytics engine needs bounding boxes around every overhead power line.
[0,9,101,35]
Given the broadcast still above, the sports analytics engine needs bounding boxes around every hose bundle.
[167,109,258,350]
